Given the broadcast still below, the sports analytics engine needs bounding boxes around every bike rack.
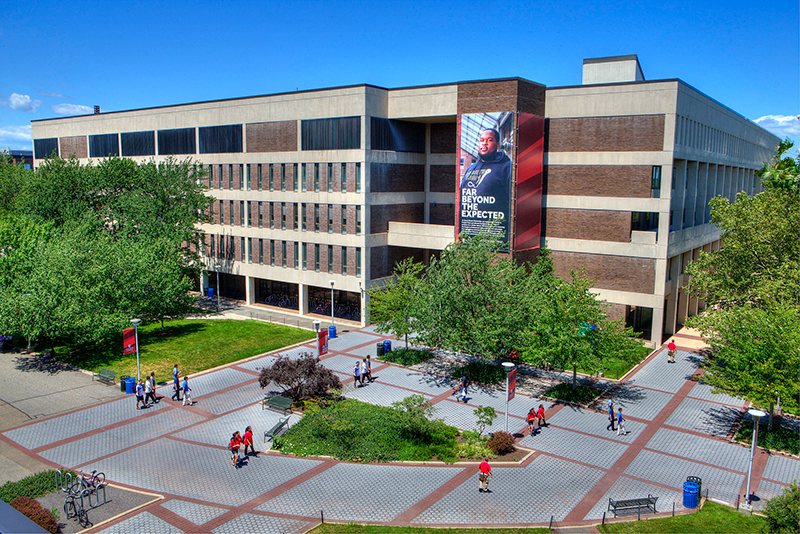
[55,469,74,493]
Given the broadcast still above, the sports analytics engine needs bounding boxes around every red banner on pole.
[508,368,517,401]
[123,328,136,355]
[318,330,328,356]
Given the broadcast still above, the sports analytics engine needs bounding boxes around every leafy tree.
[473,406,497,436]
[367,257,424,348]
[258,352,342,402]
[687,140,799,414]
[764,480,799,534]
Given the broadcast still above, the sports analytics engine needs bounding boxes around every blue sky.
[2,0,798,154]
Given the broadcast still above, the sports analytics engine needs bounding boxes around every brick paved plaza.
[2,327,797,533]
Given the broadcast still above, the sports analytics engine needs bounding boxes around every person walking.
[242,426,256,457]
[537,404,547,427]
[527,408,538,435]
[362,357,373,383]
[667,340,677,364]
[144,375,156,406]
[171,364,181,402]
[182,376,194,406]
[353,360,362,387]
[148,372,160,404]
[478,457,492,493]
[617,407,627,435]
[230,431,242,468]
[457,373,468,403]
[135,379,147,409]
[606,399,616,431]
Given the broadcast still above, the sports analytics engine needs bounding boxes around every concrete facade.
[30,56,778,342]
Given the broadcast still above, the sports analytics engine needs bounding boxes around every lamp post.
[130,318,141,381]
[502,362,516,433]
[313,320,321,357]
[329,280,335,327]
[214,261,221,313]
[745,408,766,507]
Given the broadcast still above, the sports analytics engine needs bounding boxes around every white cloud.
[754,115,800,140]
[50,103,93,115]
[38,90,70,98]
[3,93,43,112]
[0,125,32,150]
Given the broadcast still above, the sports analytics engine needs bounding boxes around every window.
[208,165,214,189]
[239,201,245,226]
[281,202,286,230]
[269,203,274,229]
[157,128,195,155]
[315,244,320,272]
[239,165,244,189]
[89,134,119,158]
[259,239,263,264]
[281,164,286,191]
[246,164,251,190]
[301,203,307,231]
[356,163,361,193]
[258,164,262,190]
[270,240,275,266]
[246,201,251,227]
[121,131,155,156]
[247,238,252,263]
[671,168,676,190]
[258,202,263,228]
[282,241,287,267]
[328,204,333,233]
[314,204,320,232]
[356,247,361,276]
[301,116,361,150]
[301,163,307,192]
[209,200,214,218]
[293,203,298,230]
[34,138,58,160]
[228,165,233,190]
[293,163,298,191]
[328,163,333,192]
[229,200,234,225]
[342,247,347,275]
[651,166,661,198]
[269,164,274,191]
[219,200,224,224]
[342,206,347,234]
[302,242,307,270]
[294,242,299,268]
[342,163,347,191]
[370,117,425,152]
[240,237,245,261]
[356,205,361,235]
[210,235,215,257]
[314,163,320,192]
[198,124,242,154]
[328,246,333,273]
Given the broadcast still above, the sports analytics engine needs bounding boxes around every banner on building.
[457,112,515,250]
[513,113,545,252]
[318,329,329,356]
[508,367,517,401]
[123,328,136,355]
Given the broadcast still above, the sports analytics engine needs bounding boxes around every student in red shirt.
[667,340,677,363]
[527,408,537,435]
[230,431,242,468]
[537,404,547,427]
[242,426,256,457]
[478,458,492,493]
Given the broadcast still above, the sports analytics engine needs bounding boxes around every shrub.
[487,431,516,455]
[545,382,602,404]
[10,497,58,533]
[451,361,507,386]
[737,420,799,456]
[764,480,799,533]
[380,348,432,366]
[0,470,61,503]
[259,352,342,402]
[473,405,497,436]
[456,430,495,459]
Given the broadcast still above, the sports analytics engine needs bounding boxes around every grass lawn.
[598,501,766,533]
[57,318,313,383]
[310,525,549,534]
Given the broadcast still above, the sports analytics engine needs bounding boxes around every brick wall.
[551,251,655,294]
[370,203,425,233]
[346,163,356,193]
[370,163,424,193]
[246,121,298,152]
[430,164,456,193]
[347,246,358,276]
[332,204,342,233]
[546,165,653,197]
[457,79,545,115]
[59,136,87,158]
[232,165,240,190]
[346,205,357,235]
[287,241,296,267]
[430,123,457,154]
[332,245,342,274]
[429,203,455,225]
[233,201,241,227]
[546,115,665,152]
[370,246,425,279]
[305,203,314,233]
[545,209,632,242]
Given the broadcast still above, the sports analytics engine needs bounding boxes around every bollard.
[638,505,641,521]
[736,494,740,511]
[673,502,675,516]
[321,510,324,524]
[602,512,605,525]
[549,515,553,529]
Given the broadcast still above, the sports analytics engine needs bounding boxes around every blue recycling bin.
[208,287,214,299]
[683,481,699,508]
[328,325,336,339]
[384,340,392,353]
[124,376,136,395]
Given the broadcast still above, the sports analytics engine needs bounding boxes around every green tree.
[764,480,799,534]
[687,140,799,414]
[367,257,424,348]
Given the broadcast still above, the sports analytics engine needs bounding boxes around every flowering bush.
[487,431,516,455]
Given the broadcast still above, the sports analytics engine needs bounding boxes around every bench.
[264,417,290,443]
[608,495,658,517]
[92,368,117,385]
[262,394,293,414]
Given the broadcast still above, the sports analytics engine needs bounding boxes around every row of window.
[206,162,362,193]
[209,201,361,234]
[675,115,772,163]
[206,235,361,276]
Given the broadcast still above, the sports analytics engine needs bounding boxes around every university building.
[30,55,778,346]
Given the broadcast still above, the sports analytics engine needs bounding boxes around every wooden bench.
[261,395,293,414]
[608,495,658,518]
[92,368,117,385]
[264,417,290,443]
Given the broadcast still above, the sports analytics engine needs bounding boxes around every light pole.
[130,318,141,381]
[329,280,335,327]
[313,320,321,357]
[214,261,221,313]
[745,408,766,507]
[502,362,516,433]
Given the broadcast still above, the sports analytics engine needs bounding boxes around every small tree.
[258,352,341,402]
[764,480,799,534]
[473,405,497,436]
[368,257,424,349]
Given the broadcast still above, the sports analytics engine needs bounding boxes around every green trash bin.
[376,342,385,357]
[120,375,129,393]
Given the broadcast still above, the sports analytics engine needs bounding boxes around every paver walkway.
[2,326,797,533]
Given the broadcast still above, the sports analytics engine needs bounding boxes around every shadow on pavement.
[13,355,78,375]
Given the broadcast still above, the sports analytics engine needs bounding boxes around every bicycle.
[70,469,105,494]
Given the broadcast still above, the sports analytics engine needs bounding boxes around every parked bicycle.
[70,469,105,494]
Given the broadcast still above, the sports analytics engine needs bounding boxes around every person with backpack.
[230,431,242,468]
[527,408,537,434]
[242,426,256,457]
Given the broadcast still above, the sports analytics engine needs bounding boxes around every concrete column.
[664,290,678,336]
[200,270,209,295]
[299,283,309,316]
[245,275,255,305]
[651,306,665,346]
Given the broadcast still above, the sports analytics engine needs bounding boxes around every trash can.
[683,480,700,509]
[120,375,129,393]
[328,325,337,339]
[208,287,214,299]
[376,342,385,357]
[125,377,136,395]
[687,476,702,499]
[383,340,392,353]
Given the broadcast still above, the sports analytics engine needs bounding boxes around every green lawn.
[57,318,313,383]
[598,501,766,534]
[310,524,549,534]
